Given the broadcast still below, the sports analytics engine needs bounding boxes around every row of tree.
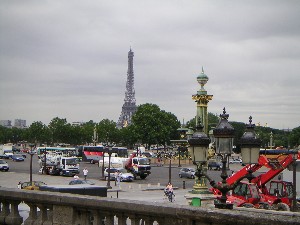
[0,103,299,151]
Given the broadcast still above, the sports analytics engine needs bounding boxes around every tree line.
[0,103,299,150]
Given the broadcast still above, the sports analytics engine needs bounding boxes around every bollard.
[183,180,186,189]
[117,190,119,198]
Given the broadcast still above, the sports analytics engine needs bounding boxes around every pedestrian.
[83,167,88,180]
[17,181,22,189]
[116,170,121,187]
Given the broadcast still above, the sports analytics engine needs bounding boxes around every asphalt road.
[3,154,235,189]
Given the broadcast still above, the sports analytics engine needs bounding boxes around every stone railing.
[0,187,299,225]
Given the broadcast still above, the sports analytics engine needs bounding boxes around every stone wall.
[0,187,299,225]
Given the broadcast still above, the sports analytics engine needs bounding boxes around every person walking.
[116,170,121,187]
[83,167,88,180]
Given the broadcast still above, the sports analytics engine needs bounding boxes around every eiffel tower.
[117,48,137,128]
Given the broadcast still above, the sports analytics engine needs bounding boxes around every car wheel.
[90,159,94,164]
[179,174,182,178]
[191,175,195,179]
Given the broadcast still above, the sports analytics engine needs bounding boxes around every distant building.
[0,120,12,128]
[14,119,27,128]
[72,121,84,126]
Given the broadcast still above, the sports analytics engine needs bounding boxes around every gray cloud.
[0,0,299,129]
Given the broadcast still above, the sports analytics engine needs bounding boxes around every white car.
[104,168,134,182]
[229,158,242,164]
[0,160,9,171]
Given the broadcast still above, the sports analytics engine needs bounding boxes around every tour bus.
[36,147,77,158]
[77,146,129,164]
[77,146,105,164]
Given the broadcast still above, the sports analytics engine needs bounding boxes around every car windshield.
[0,160,6,164]
[14,154,23,157]
[138,158,150,165]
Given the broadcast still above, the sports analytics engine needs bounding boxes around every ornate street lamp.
[189,108,261,209]
[188,121,211,196]
[239,116,261,164]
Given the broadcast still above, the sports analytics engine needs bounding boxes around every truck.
[211,149,299,210]
[124,152,151,179]
[38,153,80,177]
[0,144,14,158]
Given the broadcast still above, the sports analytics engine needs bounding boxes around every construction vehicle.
[38,153,80,177]
[212,149,299,210]
[124,152,151,179]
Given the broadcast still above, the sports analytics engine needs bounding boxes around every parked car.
[208,161,222,171]
[179,167,195,179]
[11,154,25,162]
[21,181,47,190]
[13,151,27,158]
[69,179,95,185]
[229,158,242,164]
[0,160,9,171]
[0,155,10,159]
[104,168,134,182]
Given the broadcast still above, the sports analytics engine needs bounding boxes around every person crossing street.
[83,167,88,180]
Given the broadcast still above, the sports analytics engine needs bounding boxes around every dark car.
[0,155,10,159]
[11,154,25,162]
[69,179,95,185]
[208,161,222,171]
[179,167,195,179]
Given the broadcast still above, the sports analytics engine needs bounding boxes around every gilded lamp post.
[192,67,213,135]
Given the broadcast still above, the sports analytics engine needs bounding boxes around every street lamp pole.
[292,153,297,212]
[29,144,35,185]
[169,154,172,183]
[106,146,112,189]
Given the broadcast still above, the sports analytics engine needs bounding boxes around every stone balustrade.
[0,187,299,225]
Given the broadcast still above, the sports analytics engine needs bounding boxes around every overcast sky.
[0,1,299,130]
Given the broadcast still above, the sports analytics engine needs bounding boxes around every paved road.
[5,154,237,189]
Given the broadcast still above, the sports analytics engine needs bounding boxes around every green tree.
[97,119,119,145]
[81,120,96,145]
[48,117,70,144]
[186,112,219,131]
[131,103,180,148]
[290,126,300,148]
[27,121,49,144]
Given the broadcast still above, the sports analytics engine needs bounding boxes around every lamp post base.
[214,200,233,209]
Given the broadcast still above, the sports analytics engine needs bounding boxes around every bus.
[112,147,128,158]
[77,146,105,164]
[77,146,129,164]
[36,147,77,158]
